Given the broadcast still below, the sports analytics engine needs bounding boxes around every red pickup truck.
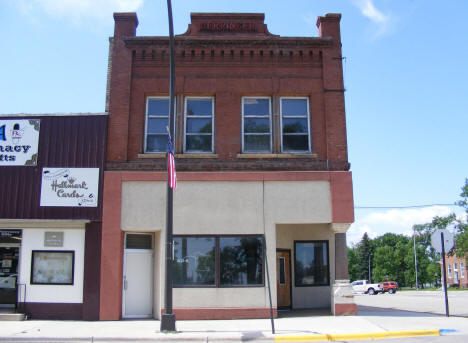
[379,281,398,294]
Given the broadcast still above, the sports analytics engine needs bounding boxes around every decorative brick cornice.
[106,159,350,172]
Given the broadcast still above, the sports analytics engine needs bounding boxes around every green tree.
[455,179,468,258]
[426,262,441,286]
[371,233,411,286]
[347,247,360,281]
[372,246,398,282]
[404,240,432,288]
[355,233,373,281]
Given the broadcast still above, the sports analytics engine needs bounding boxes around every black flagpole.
[160,0,176,332]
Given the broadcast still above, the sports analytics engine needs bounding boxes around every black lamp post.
[160,0,176,332]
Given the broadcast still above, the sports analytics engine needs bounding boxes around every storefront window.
[173,237,215,286]
[30,250,75,285]
[294,241,329,286]
[220,236,263,286]
[173,235,264,287]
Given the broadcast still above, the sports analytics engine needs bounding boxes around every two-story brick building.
[443,253,468,288]
[100,12,356,320]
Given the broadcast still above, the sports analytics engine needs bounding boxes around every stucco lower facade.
[99,170,355,320]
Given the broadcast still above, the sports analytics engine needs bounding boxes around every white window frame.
[183,96,215,153]
[241,97,272,153]
[461,262,465,278]
[280,97,311,153]
[448,264,452,278]
[144,96,174,153]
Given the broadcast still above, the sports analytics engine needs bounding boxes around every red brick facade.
[443,254,468,288]
[102,12,355,320]
[106,13,349,172]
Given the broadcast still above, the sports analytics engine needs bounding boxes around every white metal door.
[122,234,154,318]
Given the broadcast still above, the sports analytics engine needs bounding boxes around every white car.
[351,280,382,295]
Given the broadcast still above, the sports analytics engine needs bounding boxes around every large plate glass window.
[220,236,263,286]
[184,97,214,153]
[172,235,264,287]
[145,97,170,153]
[173,237,215,286]
[242,97,271,152]
[294,241,329,287]
[281,97,310,152]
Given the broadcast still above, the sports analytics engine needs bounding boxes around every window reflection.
[173,237,215,286]
[294,241,329,286]
[220,237,263,286]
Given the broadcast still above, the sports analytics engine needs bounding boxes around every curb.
[0,330,442,343]
[274,329,440,342]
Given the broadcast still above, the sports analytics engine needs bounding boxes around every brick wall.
[106,12,349,172]
[443,254,468,288]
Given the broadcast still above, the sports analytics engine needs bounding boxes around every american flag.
[168,135,177,189]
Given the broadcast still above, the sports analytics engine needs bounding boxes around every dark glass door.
[0,230,21,308]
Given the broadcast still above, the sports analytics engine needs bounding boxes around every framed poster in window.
[30,250,75,285]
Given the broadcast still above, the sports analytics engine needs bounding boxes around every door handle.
[124,278,128,290]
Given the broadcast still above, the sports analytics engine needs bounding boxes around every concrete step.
[0,313,26,321]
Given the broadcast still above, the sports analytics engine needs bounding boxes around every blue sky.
[1,0,467,245]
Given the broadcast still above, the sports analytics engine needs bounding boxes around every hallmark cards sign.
[40,168,99,207]
[0,119,40,166]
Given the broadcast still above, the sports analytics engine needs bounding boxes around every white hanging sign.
[40,168,99,207]
[0,119,40,166]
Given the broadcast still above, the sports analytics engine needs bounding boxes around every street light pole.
[160,0,176,332]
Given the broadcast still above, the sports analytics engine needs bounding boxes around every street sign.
[431,229,454,253]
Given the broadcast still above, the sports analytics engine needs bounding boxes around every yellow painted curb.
[275,334,329,342]
[275,329,440,342]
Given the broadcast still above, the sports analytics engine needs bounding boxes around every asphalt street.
[354,290,468,317]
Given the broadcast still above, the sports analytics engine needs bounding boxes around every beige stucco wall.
[121,182,166,231]
[121,181,331,233]
[173,287,267,308]
[121,180,333,313]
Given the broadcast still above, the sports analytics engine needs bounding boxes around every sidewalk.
[0,308,467,342]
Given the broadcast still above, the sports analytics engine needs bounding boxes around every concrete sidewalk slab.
[0,310,467,343]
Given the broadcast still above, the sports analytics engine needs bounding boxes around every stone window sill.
[175,154,219,159]
[236,153,318,159]
[137,154,165,159]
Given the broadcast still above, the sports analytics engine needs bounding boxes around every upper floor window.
[145,97,169,153]
[242,97,271,153]
[184,97,214,153]
[281,97,310,153]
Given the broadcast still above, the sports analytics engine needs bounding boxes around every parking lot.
[354,291,468,317]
